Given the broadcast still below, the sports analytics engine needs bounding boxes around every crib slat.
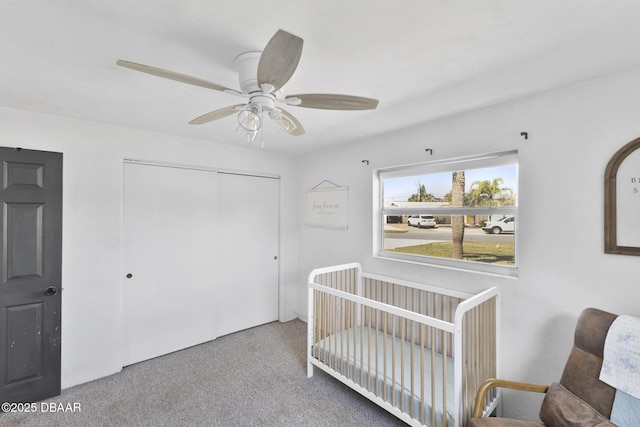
[400,317,405,413]
[411,289,418,417]
[351,298,357,382]
[375,304,380,397]
[430,328,436,427]
[359,304,364,386]
[383,309,388,402]
[391,315,396,407]
[420,323,425,425]
[331,293,336,370]
[342,297,347,376]
[442,328,447,427]
[368,306,373,392]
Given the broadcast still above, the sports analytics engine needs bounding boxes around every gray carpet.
[1,319,408,426]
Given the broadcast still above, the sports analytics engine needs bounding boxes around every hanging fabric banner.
[305,185,348,229]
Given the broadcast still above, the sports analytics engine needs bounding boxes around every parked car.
[407,214,437,228]
[482,215,515,234]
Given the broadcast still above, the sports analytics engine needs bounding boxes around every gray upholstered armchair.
[470,308,618,426]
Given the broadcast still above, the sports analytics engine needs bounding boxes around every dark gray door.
[0,147,62,404]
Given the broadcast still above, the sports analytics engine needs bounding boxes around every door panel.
[123,163,218,366]
[216,173,279,336]
[5,303,44,384]
[0,148,62,404]
[6,203,44,278]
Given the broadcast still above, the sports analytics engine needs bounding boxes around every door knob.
[44,286,58,296]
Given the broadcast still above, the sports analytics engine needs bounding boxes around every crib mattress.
[313,326,455,426]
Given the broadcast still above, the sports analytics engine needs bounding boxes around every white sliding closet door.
[216,173,280,337]
[123,162,218,366]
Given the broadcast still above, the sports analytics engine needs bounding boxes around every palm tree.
[451,171,465,259]
[468,177,512,206]
[467,178,514,226]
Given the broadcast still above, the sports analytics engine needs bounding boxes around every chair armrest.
[472,378,549,418]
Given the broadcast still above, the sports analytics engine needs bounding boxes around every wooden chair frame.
[472,379,549,418]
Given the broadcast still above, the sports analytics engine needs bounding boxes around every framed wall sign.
[305,183,348,229]
[605,136,640,255]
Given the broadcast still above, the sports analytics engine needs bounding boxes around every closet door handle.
[44,286,58,296]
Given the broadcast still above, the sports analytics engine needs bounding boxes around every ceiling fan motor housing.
[235,51,278,113]
[234,52,262,95]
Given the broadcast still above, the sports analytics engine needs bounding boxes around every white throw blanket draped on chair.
[599,314,640,399]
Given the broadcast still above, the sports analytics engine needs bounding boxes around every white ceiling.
[3,0,640,153]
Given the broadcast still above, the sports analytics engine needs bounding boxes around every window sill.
[375,252,519,279]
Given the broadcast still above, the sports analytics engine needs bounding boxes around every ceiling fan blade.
[116,60,243,96]
[285,93,379,110]
[278,108,305,136]
[189,105,244,125]
[257,30,303,91]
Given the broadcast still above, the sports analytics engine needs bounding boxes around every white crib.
[307,263,501,427]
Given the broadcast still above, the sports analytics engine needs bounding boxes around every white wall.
[0,107,300,388]
[295,68,640,420]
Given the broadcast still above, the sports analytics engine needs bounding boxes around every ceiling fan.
[117,29,379,142]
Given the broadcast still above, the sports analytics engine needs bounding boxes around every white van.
[407,214,437,228]
[482,215,515,234]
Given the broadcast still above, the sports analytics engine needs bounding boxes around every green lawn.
[388,241,515,265]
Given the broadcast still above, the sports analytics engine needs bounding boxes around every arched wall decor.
[605,136,640,255]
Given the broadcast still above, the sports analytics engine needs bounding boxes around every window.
[377,151,518,276]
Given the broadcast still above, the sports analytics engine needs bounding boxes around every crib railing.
[307,263,500,427]
[458,297,499,423]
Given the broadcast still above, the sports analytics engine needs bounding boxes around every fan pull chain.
[257,109,264,148]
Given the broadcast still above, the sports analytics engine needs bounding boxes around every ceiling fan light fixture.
[270,110,296,136]
[235,123,259,143]
[246,129,259,143]
[237,104,262,132]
